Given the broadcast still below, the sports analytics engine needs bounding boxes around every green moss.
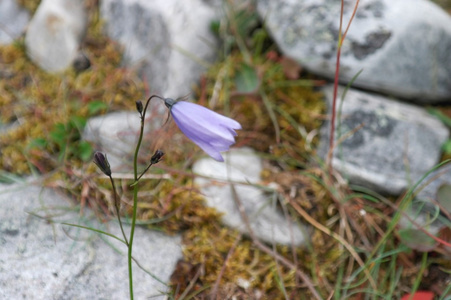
[0,6,145,174]
[195,51,325,168]
[16,0,40,13]
[180,224,301,298]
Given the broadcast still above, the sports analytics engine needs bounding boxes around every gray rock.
[0,181,182,300]
[0,0,30,45]
[398,164,451,238]
[319,85,449,195]
[415,164,451,205]
[83,111,142,172]
[25,0,88,72]
[257,0,451,103]
[409,163,451,224]
[100,0,218,97]
[0,119,20,134]
[193,147,307,246]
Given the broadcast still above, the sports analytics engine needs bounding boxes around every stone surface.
[415,163,451,205]
[83,111,142,171]
[0,119,20,135]
[398,164,451,237]
[25,0,88,72]
[100,0,219,97]
[193,147,306,246]
[0,181,182,299]
[0,0,30,45]
[319,85,449,195]
[257,0,451,103]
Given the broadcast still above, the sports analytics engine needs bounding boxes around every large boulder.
[318,85,449,195]
[100,0,219,97]
[257,0,451,103]
[25,0,88,72]
[0,0,30,45]
[0,182,182,299]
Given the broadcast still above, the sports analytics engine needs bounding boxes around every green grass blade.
[62,222,127,245]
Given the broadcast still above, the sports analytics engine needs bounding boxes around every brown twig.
[327,0,361,174]
[178,263,205,300]
[210,233,242,299]
[288,197,377,290]
[230,184,323,300]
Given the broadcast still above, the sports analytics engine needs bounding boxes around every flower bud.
[150,149,164,164]
[93,151,112,176]
[164,98,176,109]
[135,100,143,114]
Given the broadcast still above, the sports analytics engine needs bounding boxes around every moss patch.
[0,7,145,174]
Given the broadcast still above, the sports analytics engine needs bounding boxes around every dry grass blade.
[230,184,323,300]
[287,197,377,290]
[210,234,242,299]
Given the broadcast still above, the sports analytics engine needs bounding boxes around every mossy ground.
[0,6,144,174]
[2,1,451,299]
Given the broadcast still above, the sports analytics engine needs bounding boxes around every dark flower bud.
[164,98,176,109]
[150,149,164,164]
[136,100,143,114]
[93,151,112,176]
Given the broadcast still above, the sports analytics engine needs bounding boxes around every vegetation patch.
[2,1,451,299]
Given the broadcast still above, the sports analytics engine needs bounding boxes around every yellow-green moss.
[16,0,40,14]
[196,52,325,167]
[0,6,145,174]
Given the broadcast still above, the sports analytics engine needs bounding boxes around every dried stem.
[230,185,323,300]
[327,0,361,174]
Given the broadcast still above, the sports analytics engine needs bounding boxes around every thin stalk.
[109,175,129,246]
[327,0,360,174]
[128,185,138,300]
[128,95,163,300]
[137,163,153,181]
[128,107,145,300]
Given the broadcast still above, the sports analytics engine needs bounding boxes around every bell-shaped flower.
[165,98,242,162]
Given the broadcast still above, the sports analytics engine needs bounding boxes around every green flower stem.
[128,125,143,300]
[109,175,129,246]
[133,162,154,184]
[127,95,162,300]
[128,184,139,300]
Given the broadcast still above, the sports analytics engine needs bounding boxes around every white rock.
[83,111,142,172]
[0,182,182,299]
[0,0,30,45]
[193,147,307,246]
[257,0,451,103]
[100,0,218,97]
[25,0,87,72]
[319,85,449,195]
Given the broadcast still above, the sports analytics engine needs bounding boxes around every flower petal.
[172,102,239,142]
[172,102,240,141]
[176,123,225,161]
[169,101,241,161]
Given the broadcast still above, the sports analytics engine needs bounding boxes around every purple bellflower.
[164,98,242,162]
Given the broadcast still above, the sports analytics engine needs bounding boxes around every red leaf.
[401,291,434,300]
